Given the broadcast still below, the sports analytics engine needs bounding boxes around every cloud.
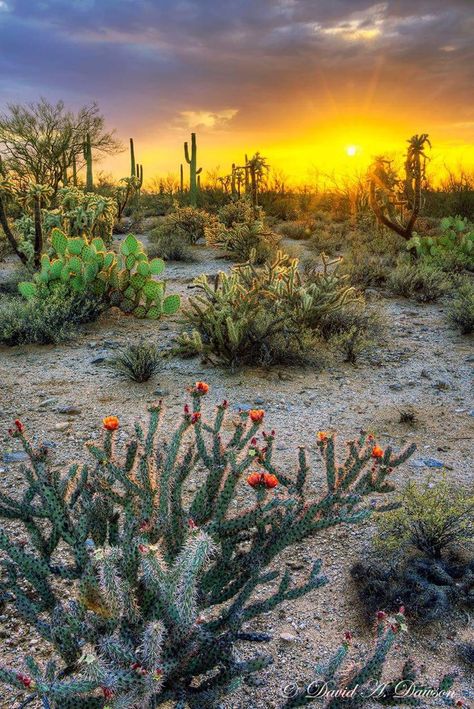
[178,109,238,129]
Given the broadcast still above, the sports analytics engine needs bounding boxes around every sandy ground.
[0,235,473,708]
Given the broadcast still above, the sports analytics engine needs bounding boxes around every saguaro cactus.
[180,163,184,193]
[83,133,94,192]
[184,132,202,206]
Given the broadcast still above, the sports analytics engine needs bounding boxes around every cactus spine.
[83,132,93,192]
[184,132,202,207]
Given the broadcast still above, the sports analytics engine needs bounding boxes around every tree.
[0,98,121,195]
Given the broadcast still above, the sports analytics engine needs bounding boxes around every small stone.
[411,457,445,469]
[433,380,451,391]
[90,355,107,364]
[42,440,57,449]
[153,389,170,397]
[279,632,298,643]
[3,451,29,463]
[420,369,432,379]
[234,403,251,412]
[389,383,403,391]
[38,398,57,408]
[57,406,82,415]
[54,422,70,431]
[254,397,265,405]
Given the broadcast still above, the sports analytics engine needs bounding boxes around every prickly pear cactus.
[18,229,180,320]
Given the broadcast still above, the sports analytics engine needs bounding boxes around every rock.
[42,440,57,449]
[90,355,107,364]
[420,369,432,379]
[466,354,474,363]
[389,383,403,391]
[279,632,298,643]
[153,389,170,397]
[3,451,29,463]
[254,397,265,405]
[234,403,252,412]
[57,405,82,415]
[469,410,474,418]
[433,380,451,391]
[411,457,445,469]
[54,422,70,431]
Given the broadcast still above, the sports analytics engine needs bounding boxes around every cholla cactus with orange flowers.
[0,385,416,708]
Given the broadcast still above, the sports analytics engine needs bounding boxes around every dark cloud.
[0,0,472,151]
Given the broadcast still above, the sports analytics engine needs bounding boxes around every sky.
[0,0,473,185]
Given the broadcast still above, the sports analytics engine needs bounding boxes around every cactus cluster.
[18,230,180,319]
[0,387,416,708]
[178,250,359,368]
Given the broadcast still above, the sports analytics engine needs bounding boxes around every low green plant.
[108,342,162,382]
[177,251,360,369]
[148,227,194,262]
[0,283,107,345]
[375,476,474,559]
[18,230,180,320]
[217,198,254,228]
[388,259,450,302]
[0,386,415,707]
[150,205,219,245]
[446,277,474,334]
[278,220,312,240]
[208,219,278,264]
[319,304,381,364]
[407,215,474,271]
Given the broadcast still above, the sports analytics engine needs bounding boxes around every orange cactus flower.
[103,416,119,431]
[191,412,201,424]
[249,409,265,423]
[14,419,25,433]
[317,431,328,442]
[372,445,384,459]
[194,381,209,395]
[247,471,278,490]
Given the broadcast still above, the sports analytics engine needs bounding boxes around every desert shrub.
[318,303,382,364]
[177,252,360,369]
[150,205,219,245]
[375,477,474,559]
[217,198,254,228]
[446,277,474,334]
[0,387,415,707]
[278,220,312,240]
[258,191,299,220]
[407,215,474,272]
[351,477,474,624]
[107,342,162,382]
[342,249,394,288]
[207,219,278,264]
[0,283,107,345]
[388,259,450,302]
[147,228,193,262]
[309,219,350,255]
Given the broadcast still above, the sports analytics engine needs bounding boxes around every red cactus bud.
[102,687,113,699]
[130,662,141,671]
[139,520,151,533]
[188,518,197,529]
[344,631,353,642]
[14,419,25,433]
[251,437,258,445]
[376,611,386,620]
[138,544,149,554]
[16,673,32,688]
[221,399,228,409]
[184,404,190,415]
[390,623,399,633]
[398,605,405,615]
[191,412,201,424]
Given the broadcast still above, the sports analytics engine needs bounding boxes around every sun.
[346,145,357,157]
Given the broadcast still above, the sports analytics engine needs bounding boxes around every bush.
[375,477,474,559]
[342,249,393,288]
[177,252,360,369]
[309,219,350,255]
[0,389,415,707]
[107,342,162,382]
[217,198,254,228]
[318,303,382,364]
[208,219,278,264]
[150,205,219,245]
[278,220,312,240]
[388,259,450,302]
[147,228,194,262]
[407,215,474,272]
[446,277,474,334]
[0,283,107,345]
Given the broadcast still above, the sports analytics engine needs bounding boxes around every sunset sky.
[0,0,473,184]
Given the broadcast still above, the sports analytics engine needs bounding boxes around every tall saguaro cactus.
[180,163,184,193]
[83,132,94,192]
[184,132,202,206]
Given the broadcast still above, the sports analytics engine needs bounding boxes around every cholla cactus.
[0,388,416,708]
[283,609,459,708]
[178,250,359,368]
[18,230,180,319]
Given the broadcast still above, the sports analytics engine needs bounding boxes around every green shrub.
[278,220,312,240]
[147,228,194,262]
[150,205,219,245]
[217,198,254,228]
[342,249,393,288]
[0,388,416,707]
[319,303,382,364]
[446,277,474,334]
[208,219,278,264]
[388,259,450,302]
[177,252,360,369]
[309,219,349,255]
[375,477,474,559]
[0,283,107,345]
[107,342,162,382]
